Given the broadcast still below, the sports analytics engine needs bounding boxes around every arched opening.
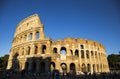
[86,50,89,58]
[81,50,84,58]
[100,64,102,72]
[34,46,38,54]
[75,49,79,57]
[50,62,55,71]
[53,47,57,53]
[61,63,67,74]
[93,64,96,72]
[87,64,90,72]
[36,31,40,39]
[27,46,30,55]
[81,63,86,73]
[91,51,93,57]
[25,62,29,71]
[30,33,32,40]
[42,45,46,54]
[40,62,45,73]
[95,51,97,58]
[70,63,76,74]
[32,62,36,72]
[11,53,20,71]
[80,45,84,49]
[97,64,99,72]
[24,35,27,41]
[70,50,73,56]
[60,47,67,54]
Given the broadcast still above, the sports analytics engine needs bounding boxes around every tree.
[107,54,120,70]
[0,54,9,69]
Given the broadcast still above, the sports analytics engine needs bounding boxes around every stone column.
[67,62,70,73]
[39,30,41,39]
[90,64,93,73]
[40,24,45,39]
[31,45,35,56]
[27,33,30,41]
[58,46,61,54]
[32,31,36,41]
[79,49,81,71]
[22,35,24,43]
[37,45,41,55]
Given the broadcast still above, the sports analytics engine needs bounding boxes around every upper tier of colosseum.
[14,14,43,37]
[12,14,106,51]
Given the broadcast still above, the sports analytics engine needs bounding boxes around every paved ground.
[0,72,120,79]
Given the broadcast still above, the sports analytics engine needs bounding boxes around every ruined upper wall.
[52,38,106,51]
[14,14,43,37]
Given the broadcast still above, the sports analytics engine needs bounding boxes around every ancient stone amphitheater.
[7,14,109,74]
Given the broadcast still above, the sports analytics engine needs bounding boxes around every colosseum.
[7,14,109,74]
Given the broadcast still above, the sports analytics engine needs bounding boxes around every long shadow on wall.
[24,57,52,73]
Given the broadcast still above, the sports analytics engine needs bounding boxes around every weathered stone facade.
[7,14,109,74]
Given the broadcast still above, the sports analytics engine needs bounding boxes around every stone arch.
[34,45,38,54]
[81,63,86,73]
[40,62,45,73]
[30,33,32,40]
[86,50,89,58]
[50,62,56,71]
[80,45,84,49]
[24,34,27,41]
[60,47,67,54]
[75,49,79,57]
[70,49,73,56]
[87,64,90,72]
[97,64,99,72]
[42,45,46,54]
[81,50,84,58]
[27,46,30,55]
[93,64,96,72]
[70,63,76,74]
[91,51,94,57]
[53,47,57,53]
[36,31,40,39]
[61,63,67,74]
[95,51,97,58]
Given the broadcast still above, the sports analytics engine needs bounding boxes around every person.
[62,72,65,79]
[55,74,61,79]
[67,72,70,79]
[93,72,97,79]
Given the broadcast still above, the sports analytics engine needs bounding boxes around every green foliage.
[107,54,120,70]
[0,54,9,69]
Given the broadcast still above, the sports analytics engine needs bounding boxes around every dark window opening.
[53,47,57,53]
[70,50,73,56]
[81,50,84,58]
[80,45,84,49]
[42,45,46,54]
[75,49,79,57]
[86,50,89,58]
[35,46,38,54]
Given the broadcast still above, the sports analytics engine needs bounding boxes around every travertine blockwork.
[7,14,109,74]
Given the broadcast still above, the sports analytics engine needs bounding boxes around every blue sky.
[0,0,120,56]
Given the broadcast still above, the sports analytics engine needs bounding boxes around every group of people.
[0,69,120,79]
